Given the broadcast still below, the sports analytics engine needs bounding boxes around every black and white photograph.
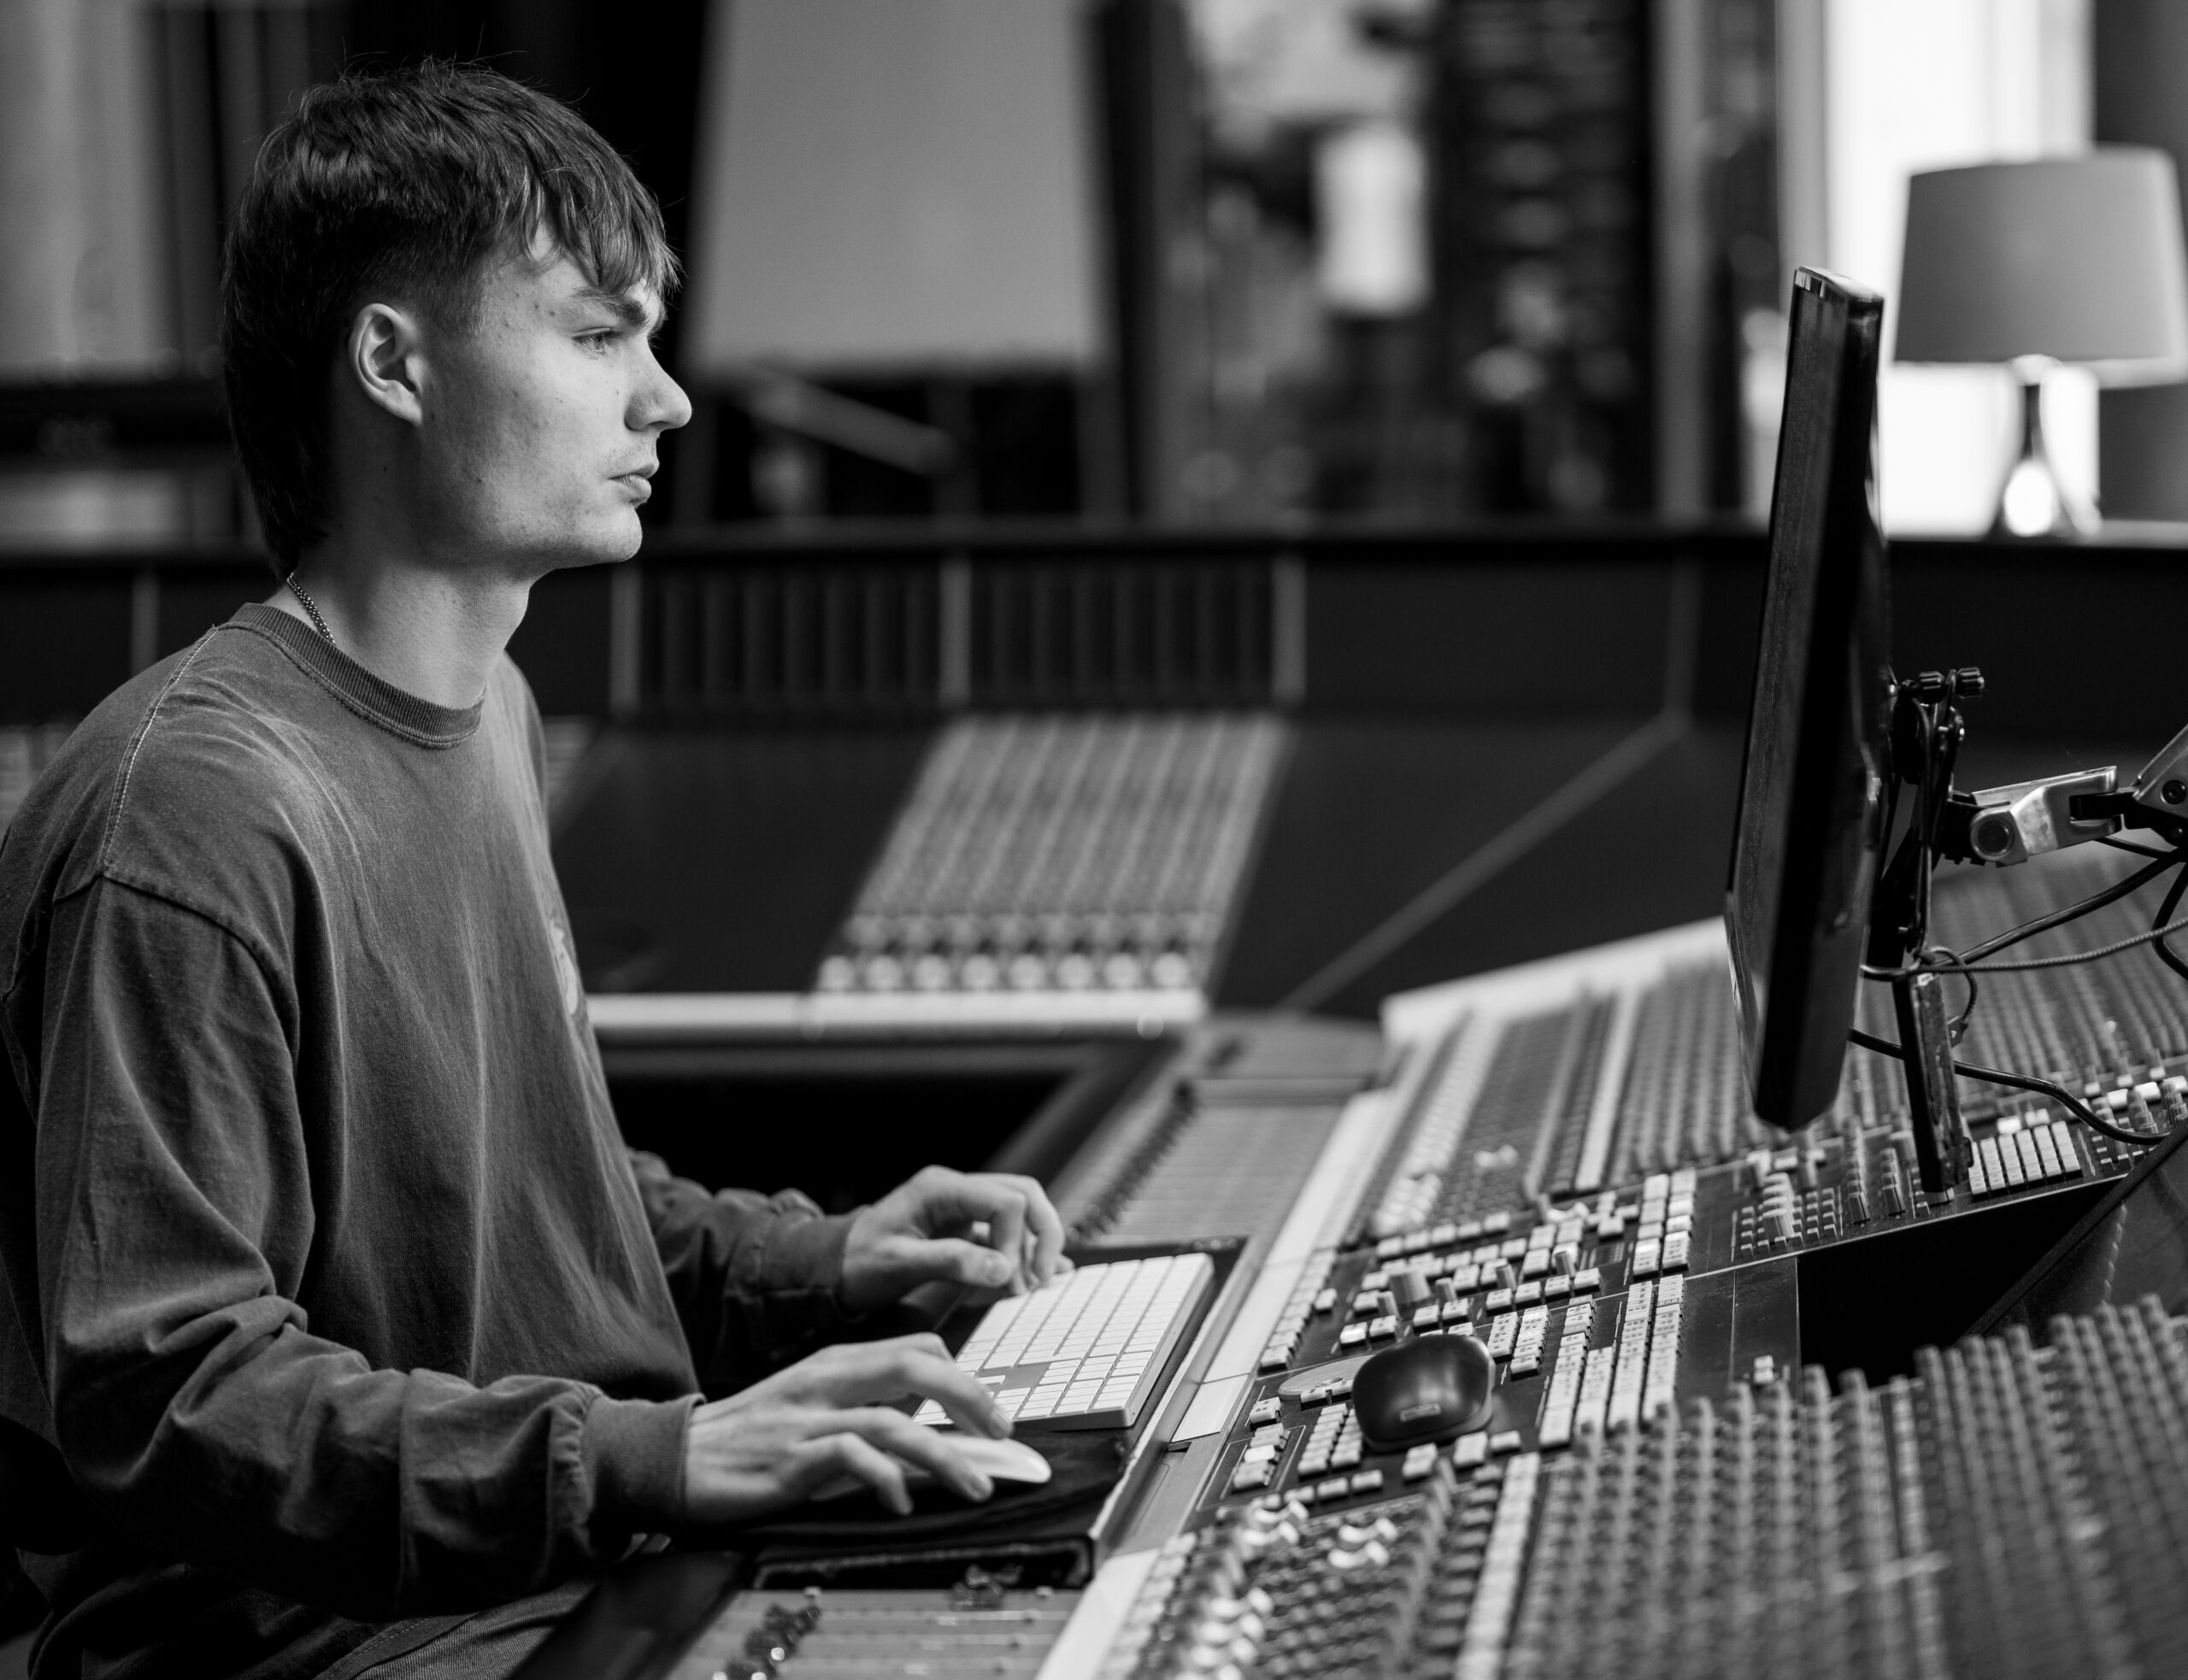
[5,3,2188,1676]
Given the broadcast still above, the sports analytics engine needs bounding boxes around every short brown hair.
[220,61,679,567]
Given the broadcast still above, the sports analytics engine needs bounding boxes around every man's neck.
[268,541,531,709]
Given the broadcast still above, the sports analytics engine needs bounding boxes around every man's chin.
[542,517,645,572]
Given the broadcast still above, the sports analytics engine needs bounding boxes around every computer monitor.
[1725,268,1893,1129]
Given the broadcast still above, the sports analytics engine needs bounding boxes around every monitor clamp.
[1864,667,2188,1191]
[1866,668,1983,1192]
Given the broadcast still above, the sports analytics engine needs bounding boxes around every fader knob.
[1391,1270,1433,1313]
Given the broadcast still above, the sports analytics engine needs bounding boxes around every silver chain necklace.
[285,573,337,647]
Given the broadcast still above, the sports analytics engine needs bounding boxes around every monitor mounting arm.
[1935,720,2188,866]
[1867,675,2188,1194]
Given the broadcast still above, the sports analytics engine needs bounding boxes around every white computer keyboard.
[912,1252,1215,1431]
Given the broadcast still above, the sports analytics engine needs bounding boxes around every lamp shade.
[1896,150,2188,385]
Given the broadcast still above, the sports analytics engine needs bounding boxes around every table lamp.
[1896,150,2188,537]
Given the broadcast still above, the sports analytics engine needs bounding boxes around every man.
[0,62,1064,1679]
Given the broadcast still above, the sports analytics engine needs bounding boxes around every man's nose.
[635,349,693,432]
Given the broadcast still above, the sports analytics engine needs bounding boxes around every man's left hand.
[839,1166,1069,1316]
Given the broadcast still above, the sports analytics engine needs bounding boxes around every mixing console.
[1052,1018,1385,1251]
[1219,1250,1700,1509]
[1350,1107,2140,1306]
[1097,1298,2188,1680]
[1095,1472,1469,1680]
[668,1585,1079,1679]
[815,713,1285,1002]
[538,855,2188,1679]
[1359,847,2188,1267]
[1934,846,2188,1078]
[1068,1089,1348,1248]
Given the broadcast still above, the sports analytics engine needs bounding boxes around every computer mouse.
[924,1434,1052,1488]
[810,1431,1052,1502]
[1350,1333,1497,1450]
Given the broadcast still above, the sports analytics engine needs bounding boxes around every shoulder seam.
[68,870,292,1009]
[96,632,222,872]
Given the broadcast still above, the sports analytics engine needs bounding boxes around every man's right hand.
[680,1332,1008,1523]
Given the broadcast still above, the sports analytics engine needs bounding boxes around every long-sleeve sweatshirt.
[0,604,856,1679]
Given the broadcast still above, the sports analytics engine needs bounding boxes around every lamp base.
[1990,360,2097,538]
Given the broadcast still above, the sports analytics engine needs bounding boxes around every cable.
[2154,866,2188,990]
[1920,913,2188,973]
[1959,851,2182,962]
[1847,1026,2157,1147]
[1859,946,1981,1038]
[1863,850,2188,982]
[2101,835,2178,861]
[1941,948,1979,1043]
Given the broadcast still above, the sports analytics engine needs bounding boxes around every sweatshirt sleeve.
[627,1151,861,1395]
[24,876,691,1619]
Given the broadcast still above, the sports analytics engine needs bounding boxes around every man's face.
[413,246,691,573]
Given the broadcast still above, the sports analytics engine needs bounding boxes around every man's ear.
[344,302,427,425]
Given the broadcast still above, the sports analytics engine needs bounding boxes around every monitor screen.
[1725,268,1893,1128]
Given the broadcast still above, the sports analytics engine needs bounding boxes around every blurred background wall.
[2,0,2185,545]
